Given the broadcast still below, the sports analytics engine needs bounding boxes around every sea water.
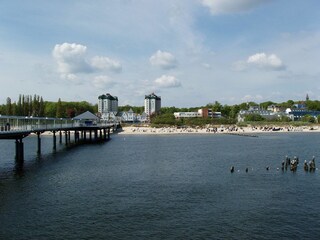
[1,133,320,239]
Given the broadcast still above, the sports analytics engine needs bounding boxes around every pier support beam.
[108,128,110,140]
[94,130,98,141]
[59,131,62,144]
[15,138,24,163]
[74,131,77,143]
[53,131,56,150]
[65,131,68,146]
[83,131,86,141]
[103,129,107,141]
[37,132,41,154]
[68,131,71,143]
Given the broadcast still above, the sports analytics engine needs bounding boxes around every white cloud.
[91,56,122,73]
[92,75,116,89]
[52,43,122,80]
[149,50,177,69]
[52,43,91,75]
[201,0,269,15]
[154,75,181,88]
[247,53,285,71]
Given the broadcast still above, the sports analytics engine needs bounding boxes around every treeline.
[0,95,97,118]
[0,95,45,116]
[149,99,320,126]
[2,94,320,123]
[118,105,144,114]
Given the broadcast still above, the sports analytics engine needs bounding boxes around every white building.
[120,109,136,122]
[174,112,201,118]
[144,93,161,116]
[174,108,222,119]
[98,93,118,120]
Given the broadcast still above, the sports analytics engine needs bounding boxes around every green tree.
[212,101,222,112]
[260,101,275,110]
[6,97,12,115]
[39,97,45,117]
[301,115,315,123]
[229,105,240,119]
[16,94,22,116]
[221,105,231,118]
[239,102,249,110]
[56,98,64,118]
[244,114,265,122]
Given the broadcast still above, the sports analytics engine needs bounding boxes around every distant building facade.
[237,106,281,122]
[119,109,148,123]
[174,108,221,119]
[98,93,118,120]
[286,108,320,121]
[98,93,118,113]
[144,93,161,116]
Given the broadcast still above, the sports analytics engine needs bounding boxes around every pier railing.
[0,115,117,163]
[0,115,116,132]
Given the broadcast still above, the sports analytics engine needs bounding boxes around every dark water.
[1,133,320,239]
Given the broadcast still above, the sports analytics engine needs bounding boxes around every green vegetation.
[118,105,144,114]
[244,114,265,122]
[1,95,320,127]
[0,94,97,118]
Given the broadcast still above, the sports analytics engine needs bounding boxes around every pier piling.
[37,132,41,154]
[53,131,57,150]
[15,138,24,163]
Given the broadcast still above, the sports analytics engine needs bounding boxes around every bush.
[244,114,265,122]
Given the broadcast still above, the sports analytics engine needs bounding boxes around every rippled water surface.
[1,133,320,239]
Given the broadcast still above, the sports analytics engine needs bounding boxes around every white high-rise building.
[144,93,161,116]
[98,93,118,119]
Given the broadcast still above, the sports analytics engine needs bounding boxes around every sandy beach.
[118,125,320,135]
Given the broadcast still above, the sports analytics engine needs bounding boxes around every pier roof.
[74,111,99,120]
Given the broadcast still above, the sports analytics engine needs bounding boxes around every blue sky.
[1,0,320,107]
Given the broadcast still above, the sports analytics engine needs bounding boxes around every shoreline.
[117,126,320,135]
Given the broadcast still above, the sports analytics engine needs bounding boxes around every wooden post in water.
[107,128,110,140]
[53,131,56,150]
[37,132,41,154]
[74,131,77,143]
[15,138,24,163]
[103,129,107,141]
[68,131,71,143]
[89,130,92,142]
[59,131,62,144]
[94,130,98,141]
[65,131,68,146]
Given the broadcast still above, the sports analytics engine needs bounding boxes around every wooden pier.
[0,115,118,164]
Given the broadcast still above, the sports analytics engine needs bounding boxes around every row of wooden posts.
[15,128,111,163]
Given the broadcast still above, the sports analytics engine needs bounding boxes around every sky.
[0,0,320,107]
